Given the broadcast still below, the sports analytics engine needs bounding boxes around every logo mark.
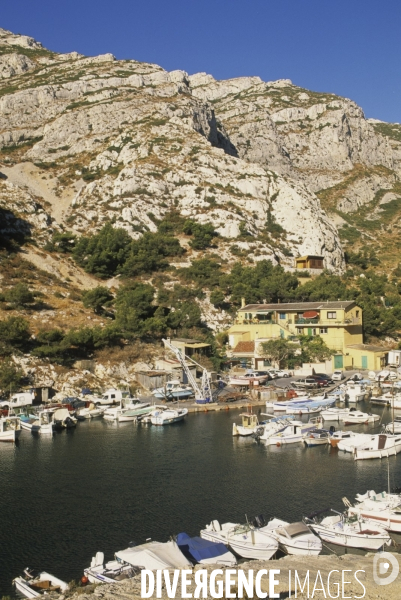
[373,552,399,586]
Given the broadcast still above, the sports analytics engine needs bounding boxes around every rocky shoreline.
[61,553,401,600]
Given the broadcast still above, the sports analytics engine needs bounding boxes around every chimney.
[241,297,246,308]
[278,299,281,304]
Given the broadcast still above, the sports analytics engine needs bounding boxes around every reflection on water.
[0,402,399,595]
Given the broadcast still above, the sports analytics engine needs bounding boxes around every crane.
[162,338,212,404]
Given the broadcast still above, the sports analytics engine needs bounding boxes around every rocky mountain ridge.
[1,27,401,274]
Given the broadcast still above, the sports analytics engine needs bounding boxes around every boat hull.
[200,531,277,560]
[310,525,390,550]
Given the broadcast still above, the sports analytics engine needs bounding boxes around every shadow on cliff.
[0,207,33,249]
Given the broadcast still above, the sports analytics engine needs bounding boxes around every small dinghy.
[176,532,237,566]
[255,516,322,556]
[305,512,391,550]
[343,411,379,425]
[200,520,278,560]
[14,569,69,598]
[384,416,401,434]
[84,552,140,584]
[303,428,332,447]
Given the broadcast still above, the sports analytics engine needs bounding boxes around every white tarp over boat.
[115,541,191,570]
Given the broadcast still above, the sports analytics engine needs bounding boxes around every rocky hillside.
[1,28,400,273]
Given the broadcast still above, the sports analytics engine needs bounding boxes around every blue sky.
[3,0,401,122]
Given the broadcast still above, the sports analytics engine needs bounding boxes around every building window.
[327,311,337,319]
[297,328,302,335]
[356,310,359,318]
[279,313,286,320]
[320,328,328,334]
[312,328,317,335]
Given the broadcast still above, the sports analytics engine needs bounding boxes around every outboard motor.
[254,514,266,528]
[329,425,335,434]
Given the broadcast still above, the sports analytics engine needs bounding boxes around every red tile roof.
[233,341,255,354]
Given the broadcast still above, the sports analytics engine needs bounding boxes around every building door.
[361,356,368,369]
[308,328,312,336]
[334,355,343,369]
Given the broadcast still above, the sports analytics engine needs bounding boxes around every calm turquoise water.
[0,403,399,595]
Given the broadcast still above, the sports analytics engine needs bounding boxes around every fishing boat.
[305,513,391,550]
[342,411,380,425]
[114,540,192,569]
[256,516,322,556]
[152,380,194,400]
[354,433,401,460]
[303,429,331,447]
[13,570,69,598]
[232,411,260,436]
[200,520,278,560]
[84,552,139,584]
[347,490,401,533]
[340,383,368,403]
[0,415,22,442]
[176,532,237,566]
[20,410,54,435]
[150,407,188,425]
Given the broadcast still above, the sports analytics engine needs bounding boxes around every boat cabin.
[239,413,259,430]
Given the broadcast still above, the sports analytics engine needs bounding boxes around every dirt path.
[1,161,84,223]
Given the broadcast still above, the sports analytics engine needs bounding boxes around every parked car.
[332,370,345,381]
[275,369,291,378]
[314,373,334,384]
[293,378,319,389]
[310,376,329,388]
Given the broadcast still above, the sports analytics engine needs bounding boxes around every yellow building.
[295,255,324,270]
[227,300,389,371]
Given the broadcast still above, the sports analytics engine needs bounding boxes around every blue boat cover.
[176,533,229,562]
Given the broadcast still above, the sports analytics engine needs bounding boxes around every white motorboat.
[257,517,322,555]
[347,490,401,533]
[267,420,323,446]
[176,532,237,566]
[340,383,368,403]
[303,429,331,447]
[285,403,322,415]
[342,411,380,425]
[321,407,357,421]
[122,400,152,418]
[14,570,69,598]
[232,412,260,436]
[375,370,390,382]
[153,380,194,400]
[255,415,295,441]
[0,415,22,442]
[305,514,391,550]
[103,403,137,422]
[84,552,139,584]
[200,521,278,560]
[337,433,374,452]
[20,410,54,435]
[114,540,192,569]
[76,403,105,420]
[52,408,77,430]
[150,407,188,425]
[354,433,401,460]
[330,430,367,449]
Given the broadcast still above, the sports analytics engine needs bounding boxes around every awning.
[303,310,319,318]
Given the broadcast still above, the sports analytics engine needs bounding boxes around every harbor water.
[0,402,399,595]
